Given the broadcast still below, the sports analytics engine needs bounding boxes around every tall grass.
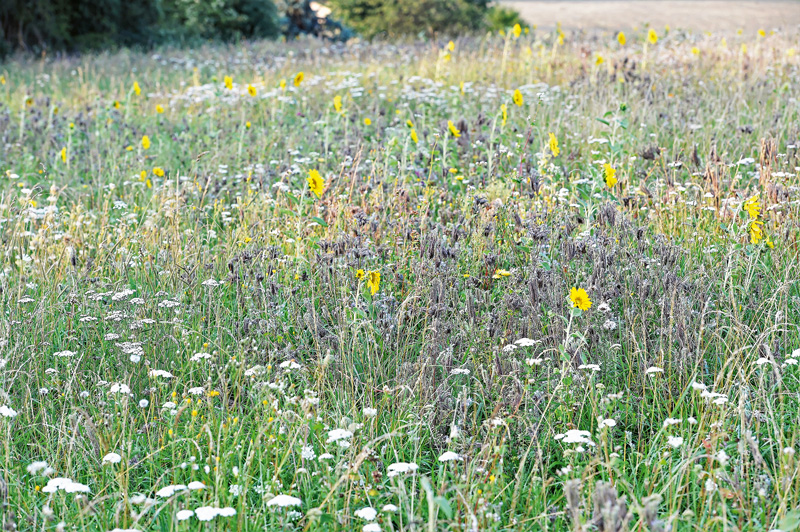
[0,28,799,531]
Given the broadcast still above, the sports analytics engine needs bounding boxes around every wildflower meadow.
[1,23,800,532]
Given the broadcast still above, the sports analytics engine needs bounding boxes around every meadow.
[0,25,799,531]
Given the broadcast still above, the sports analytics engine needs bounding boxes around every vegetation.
[0,0,280,56]
[328,0,490,38]
[1,25,799,531]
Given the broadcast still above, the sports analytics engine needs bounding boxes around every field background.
[501,0,800,30]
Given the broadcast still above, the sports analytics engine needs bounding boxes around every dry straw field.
[1,21,800,532]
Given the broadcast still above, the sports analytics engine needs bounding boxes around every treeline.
[1,0,525,57]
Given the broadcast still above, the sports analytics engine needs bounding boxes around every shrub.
[161,0,279,42]
[486,5,528,33]
[328,0,490,38]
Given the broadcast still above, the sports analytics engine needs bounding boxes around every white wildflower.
[387,462,418,477]
[355,507,378,521]
[667,436,684,448]
[326,429,353,443]
[0,405,19,418]
[102,452,122,464]
[267,494,303,507]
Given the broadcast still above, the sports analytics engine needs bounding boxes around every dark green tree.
[1,0,279,56]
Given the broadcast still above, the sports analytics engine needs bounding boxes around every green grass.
[1,27,799,531]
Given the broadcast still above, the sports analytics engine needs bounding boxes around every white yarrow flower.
[355,507,378,521]
[387,462,418,477]
[667,436,684,448]
[267,494,303,507]
[155,484,187,497]
[326,428,353,443]
[27,461,50,474]
[0,405,18,418]
[102,452,122,464]
[515,338,538,347]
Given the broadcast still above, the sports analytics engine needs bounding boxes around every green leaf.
[434,496,453,519]
[596,118,611,126]
[310,216,328,227]
[778,510,800,531]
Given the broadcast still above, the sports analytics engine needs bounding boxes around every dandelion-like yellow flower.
[548,133,560,157]
[512,89,524,107]
[156,104,164,114]
[691,47,700,56]
[364,118,371,126]
[367,270,380,295]
[617,32,626,46]
[648,29,658,45]
[596,54,604,65]
[603,163,617,188]
[133,81,141,96]
[247,84,257,97]
[512,23,522,39]
[410,129,419,144]
[492,269,511,279]
[447,40,455,52]
[743,195,760,219]
[142,135,150,150]
[758,28,766,38]
[293,72,304,87]
[500,103,507,127]
[246,121,251,129]
[308,169,324,197]
[113,100,121,109]
[0,75,5,85]
[333,95,343,113]
[60,147,67,163]
[570,287,592,311]
[153,167,164,177]
[356,269,365,280]
[224,76,233,90]
[448,120,461,138]
[749,220,765,244]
